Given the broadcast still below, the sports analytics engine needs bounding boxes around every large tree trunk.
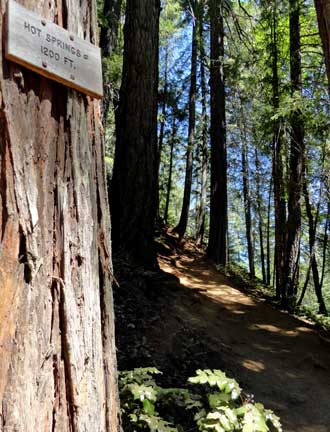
[207,0,228,266]
[285,0,304,306]
[111,0,160,268]
[314,0,330,90]
[0,1,119,431]
[174,5,197,239]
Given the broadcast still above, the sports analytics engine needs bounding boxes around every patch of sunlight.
[296,326,313,333]
[242,359,266,373]
[231,309,246,315]
[249,323,299,336]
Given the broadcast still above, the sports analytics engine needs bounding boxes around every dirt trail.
[159,247,330,432]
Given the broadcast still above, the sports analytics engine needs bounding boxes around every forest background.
[100,0,330,322]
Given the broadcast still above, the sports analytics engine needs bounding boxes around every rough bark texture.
[285,0,304,305]
[314,0,330,90]
[174,10,197,239]
[207,0,228,266]
[0,1,119,430]
[111,0,160,268]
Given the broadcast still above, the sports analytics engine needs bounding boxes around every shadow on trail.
[157,253,330,432]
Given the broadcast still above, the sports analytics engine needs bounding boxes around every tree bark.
[207,0,228,266]
[314,0,330,90]
[174,6,197,239]
[196,13,208,245]
[0,1,119,431]
[111,0,160,268]
[285,0,304,306]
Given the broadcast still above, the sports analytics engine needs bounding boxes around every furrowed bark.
[0,1,119,430]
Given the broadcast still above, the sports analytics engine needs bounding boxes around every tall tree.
[156,45,169,222]
[174,1,197,238]
[111,0,161,268]
[164,116,177,224]
[314,0,330,89]
[208,0,228,266]
[196,4,209,245]
[100,0,122,57]
[0,1,119,430]
[240,101,255,277]
[255,147,267,283]
[302,173,327,314]
[100,0,122,125]
[284,0,304,306]
[269,0,286,300]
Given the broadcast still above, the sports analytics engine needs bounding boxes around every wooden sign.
[5,0,103,98]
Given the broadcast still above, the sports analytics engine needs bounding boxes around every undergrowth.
[119,367,282,432]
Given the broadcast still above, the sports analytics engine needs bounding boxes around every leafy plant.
[119,368,282,432]
[119,368,178,431]
[188,370,282,432]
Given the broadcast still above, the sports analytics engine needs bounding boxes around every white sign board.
[5,0,103,98]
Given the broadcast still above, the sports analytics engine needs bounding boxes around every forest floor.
[114,231,330,432]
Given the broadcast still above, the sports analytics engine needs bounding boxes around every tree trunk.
[111,0,160,268]
[174,7,197,239]
[0,1,119,431]
[196,13,208,245]
[314,0,330,90]
[320,200,330,288]
[164,116,177,224]
[100,0,122,126]
[100,0,122,57]
[303,172,327,315]
[207,0,228,266]
[240,104,255,278]
[156,44,169,224]
[271,1,286,301]
[266,178,272,286]
[285,0,304,306]
[255,147,266,283]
